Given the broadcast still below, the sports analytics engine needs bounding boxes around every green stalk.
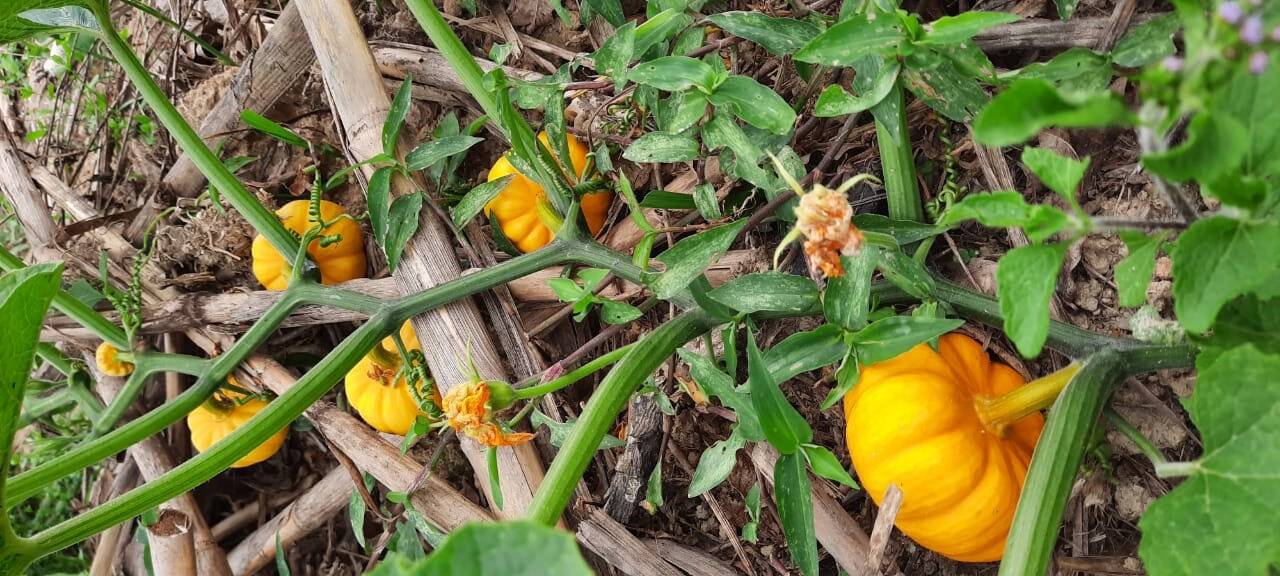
[0,246,127,349]
[90,354,210,436]
[514,343,637,400]
[872,83,922,222]
[35,344,76,376]
[18,389,77,427]
[526,310,715,525]
[94,21,298,259]
[393,241,571,317]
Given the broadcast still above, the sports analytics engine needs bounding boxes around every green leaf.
[749,330,812,455]
[628,56,716,92]
[850,315,965,364]
[853,214,940,245]
[939,191,1070,243]
[1138,346,1280,576]
[1172,217,1280,334]
[708,75,797,135]
[650,219,747,299]
[384,192,423,272]
[706,272,819,315]
[645,460,664,511]
[240,109,307,149]
[1210,296,1280,357]
[1111,13,1180,67]
[2,3,101,43]
[384,76,414,156]
[531,409,625,450]
[623,132,701,163]
[688,428,747,497]
[1214,65,1280,179]
[679,349,764,441]
[764,324,849,383]
[0,262,63,481]
[369,521,592,576]
[972,79,1134,147]
[1021,147,1088,205]
[452,175,510,230]
[546,278,587,303]
[405,135,484,171]
[774,452,818,576]
[663,90,708,134]
[700,111,762,166]
[742,483,761,542]
[876,248,936,300]
[921,11,1020,44]
[796,14,903,66]
[672,26,705,56]
[997,243,1068,357]
[599,300,643,324]
[1142,111,1247,183]
[275,532,292,575]
[800,444,858,489]
[349,474,373,550]
[824,249,878,332]
[1054,0,1079,20]
[706,11,821,55]
[901,46,989,122]
[814,58,900,117]
[821,351,860,410]
[633,9,692,57]
[692,182,721,220]
[1115,231,1164,308]
[367,167,393,245]
[1005,48,1113,94]
[594,22,636,91]
[583,0,624,27]
[640,190,696,209]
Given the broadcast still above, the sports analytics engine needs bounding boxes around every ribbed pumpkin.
[188,384,288,468]
[485,132,612,253]
[251,199,367,291]
[344,322,440,435]
[843,333,1045,562]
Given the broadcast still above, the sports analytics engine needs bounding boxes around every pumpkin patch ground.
[2,0,1269,574]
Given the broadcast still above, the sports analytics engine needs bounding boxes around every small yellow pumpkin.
[251,199,367,291]
[344,322,440,435]
[95,342,134,377]
[843,333,1045,562]
[188,384,288,468]
[485,132,612,253]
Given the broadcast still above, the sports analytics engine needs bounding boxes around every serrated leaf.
[972,79,1134,147]
[706,272,819,315]
[628,56,716,92]
[921,11,1020,44]
[774,452,818,576]
[850,315,965,364]
[1172,217,1280,334]
[623,132,701,163]
[451,175,510,229]
[650,219,747,299]
[801,444,858,489]
[795,14,903,66]
[1115,231,1163,308]
[708,75,797,134]
[688,428,747,497]
[384,192,423,272]
[1138,346,1280,576]
[368,521,592,576]
[405,135,483,171]
[706,11,821,55]
[749,330,812,455]
[997,243,1068,357]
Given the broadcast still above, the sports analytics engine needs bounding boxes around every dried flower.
[1249,50,1270,74]
[1241,15,1265,45]
[441,379,533,447]
[1218,1,1244,24]
[792,184,865,278]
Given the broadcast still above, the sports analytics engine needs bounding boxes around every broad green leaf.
[1111,13,1180,67]
[679,349,763,440]
[1143,111,1247,183]
[368,521,592,576]
[1021,147,1088,205]
[901,46,989,122]
[650,219,747,299]
[633,9,692,57]
[850,315,965,364]
[384,76,413,156]
[800,444,858,489]
[922,12,1020,44]
[1115,231,1163,308]
[663,90,708,134]
[706,272,819,314]
[972,79,1134,147]
[707,11,821,55]
[749,330,812,455]
[853,214,940,245]
[1172,217,1280,334]
[0,262,64,483]
[700,111,762,166]
[824,249,878,332]
[384,192,423,272]
[815,58,900,117]
[241,109,307,149]
[876,248,936,300]
[688,428,747,497]
[1209,296,1280,357]
[583,0,624,27]
[774,452,818,576]
[405,135,484,171]
[1214,64,1280,178]
[1138,346,1280,576]
[367,167,393,246]
[764,324,849,383]
[997,243,1068,357]
[623,132,701,163]
[1004,48,1113,94]
[708,75,797,135]
[628,56,716,92]
[939,191,1070,243]
[672,26,705,56]
[531,409,625,450]
[594,22,636,91]
[451,175,511,229]
[794,14,904,66]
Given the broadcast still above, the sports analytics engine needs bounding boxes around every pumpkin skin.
[843,333,1044,562]
[188,387,288,468]
[485,132,612,253]
[251,199,367,291]
[95,342,134,377]
[344,322,441,435]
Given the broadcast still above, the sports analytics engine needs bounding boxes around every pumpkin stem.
[367,340,400,369]
[975,363,1081,435]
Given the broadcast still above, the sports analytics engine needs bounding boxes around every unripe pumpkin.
[188,384,288,468]
[95,342,134,377]
[485,132,612,253]
[843,333,1045,562]
[344,322,440,435]
[251,199,367,291]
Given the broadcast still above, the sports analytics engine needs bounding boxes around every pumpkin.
[188,384,288,468]
[95,342,134,377]
[485,132,612,253]
[251,199,367,291]
[843,333,1045,562]
[344,322,440,435]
